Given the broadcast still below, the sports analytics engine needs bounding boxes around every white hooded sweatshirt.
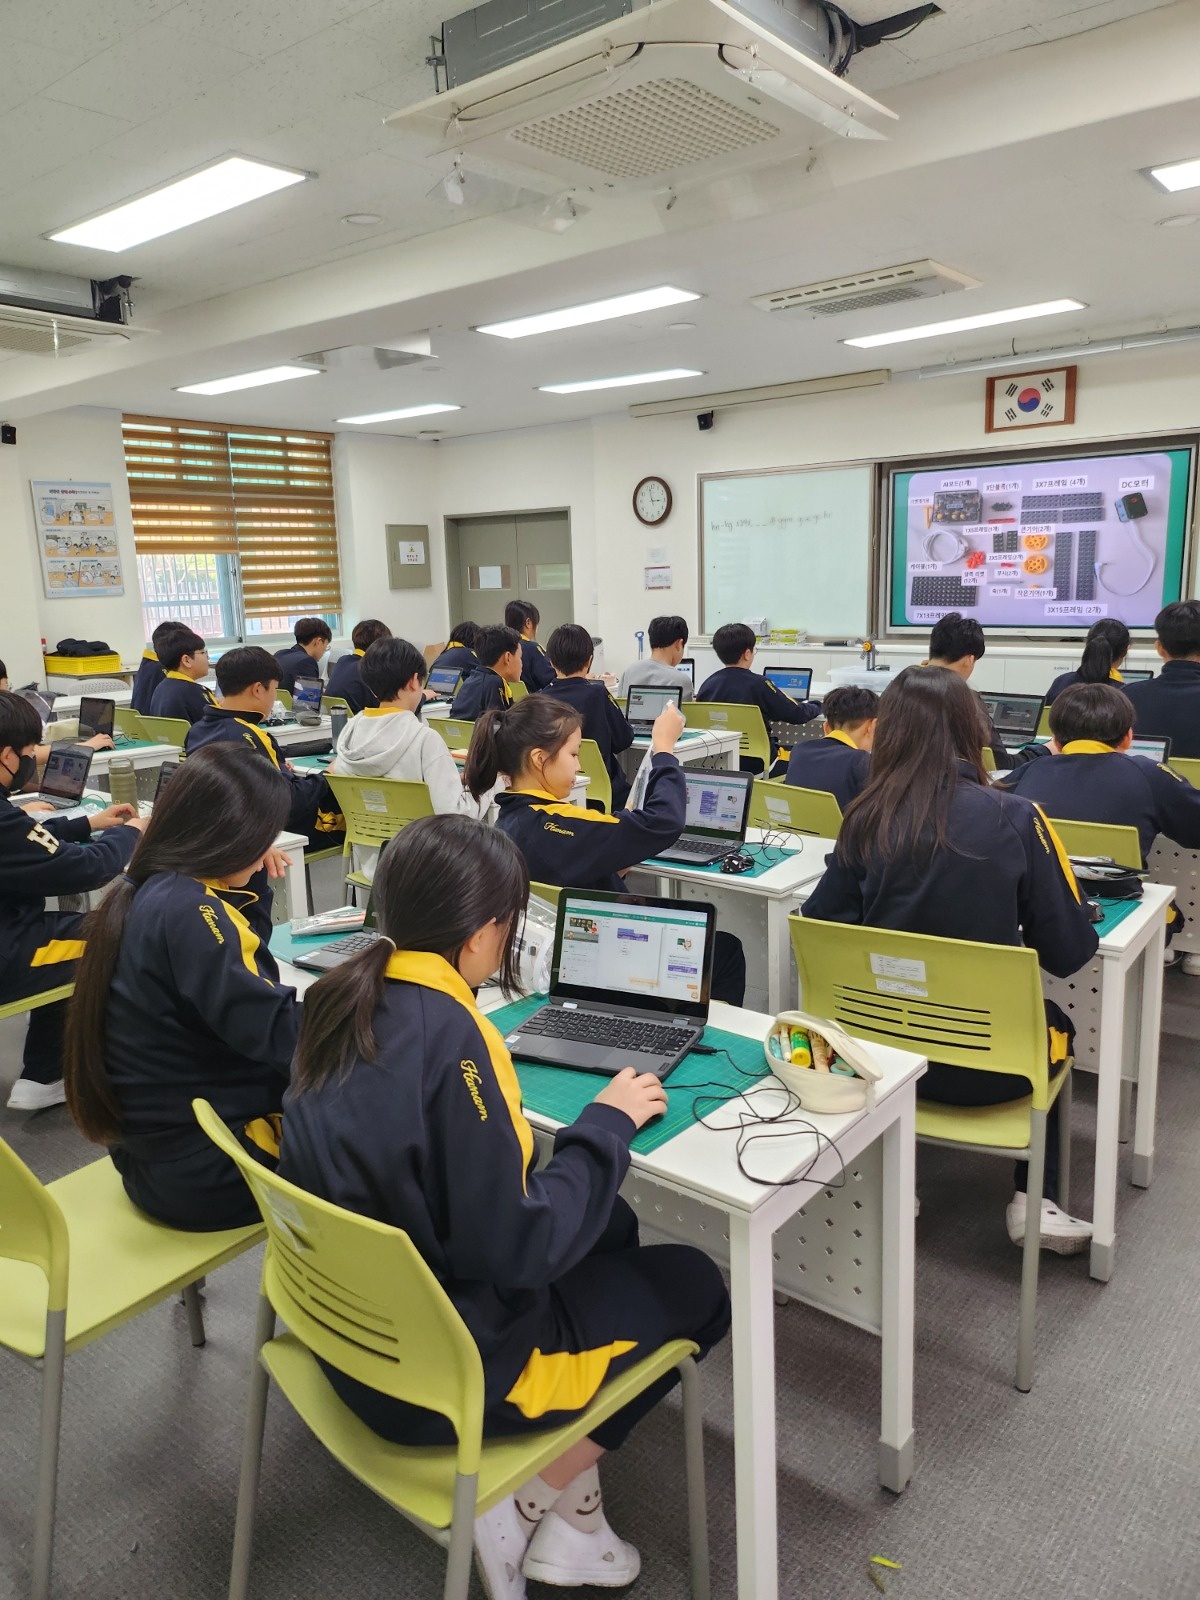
[330,708,496,818]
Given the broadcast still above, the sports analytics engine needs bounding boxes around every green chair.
[981,746,997,773]
[576,738,613,813]
[429,718,476,751]
[276,689,293,711]
[1169,756,1200,788]
[1036,704,1053,739]
[790,917,1074,1393]
[683,702,771,771]
[192,1099,711,1600]
[113,706,146,740]
[0,1138,265,1600]
[0,985,74,1027]
[321,695,352,717]
[1047,817,1142,870]
[749,779,842,839]
[508,680,529,703]
[326,774,436,890]
[530,881,563,908]
[136,714,189,748]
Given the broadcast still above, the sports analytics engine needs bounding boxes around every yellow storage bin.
[42,652,122,676]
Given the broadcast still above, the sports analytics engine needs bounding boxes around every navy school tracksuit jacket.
[495,752,685,892]
[149,671,217,724]
[103,870,299,1219]
[451,665,512,721]
[0,799,139,982]
[184,705,343,844]
[1124,660,1200,759]
[272,643,324,696]
[430,641,479,682]
[785,732,870,810]
[803,764,1099,981]
[1044,669,1126,706]
[324,649,376,714]
[542,676,635,807]
[696,665,821,762]
[278,951,637,1428]
[520,638,556,693]
[130,649,165,715]
[998,741,1200,867]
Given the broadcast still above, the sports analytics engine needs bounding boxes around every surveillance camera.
[697,410,715,431]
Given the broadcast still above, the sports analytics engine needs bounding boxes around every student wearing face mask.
[0,690,145,1112]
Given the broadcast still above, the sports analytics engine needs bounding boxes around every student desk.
[271,942,925,1600]
[627,830,830,1013]
[625,727,742,774]
[86,742,179,799]
[50,686,134,717]
[1148,838,1200,958]
[269,716,333,754]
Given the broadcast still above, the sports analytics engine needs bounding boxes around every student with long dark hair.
[64,744,300,1230]
[468,695,746,1004]
[279,815,730,1597]
[1045,619,1131,705]
[804,666,1099,1253]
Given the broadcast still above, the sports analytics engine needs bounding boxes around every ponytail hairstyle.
[1077,618,1131,684]
[293,814,530,1093]
[64,744,291,1145]
[462,695,582,800]
[838,665,988,869]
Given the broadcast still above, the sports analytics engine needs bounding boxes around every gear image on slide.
[1023,554,1049,576]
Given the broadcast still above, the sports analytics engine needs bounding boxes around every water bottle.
[108,755,137,811]
[330,706,348,748]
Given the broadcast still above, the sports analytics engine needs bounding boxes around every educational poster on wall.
[888,447,1192,632]
[30,480,125,599]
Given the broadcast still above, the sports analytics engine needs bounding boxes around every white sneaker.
[474,1494,530,1600]
[1181,954,1200,977]
[1005,1191,1091,1256]
[522,1510,641,1588]
[6,1078,66,1112]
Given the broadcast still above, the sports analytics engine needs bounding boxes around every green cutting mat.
[491,996,769,1153]
[291,753,333,774]
[1092,897,1144,937]
[269,923,353,965]
[664,840,797,880]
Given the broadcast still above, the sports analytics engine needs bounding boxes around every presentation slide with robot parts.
[890,448,1191,630]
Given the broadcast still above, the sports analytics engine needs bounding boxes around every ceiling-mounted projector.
[386,0,899,191]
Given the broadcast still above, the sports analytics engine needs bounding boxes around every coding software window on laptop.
[653,770,752,864]
[626,683,682,734]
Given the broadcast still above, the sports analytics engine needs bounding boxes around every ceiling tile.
[40,18,255,122]
[0,0,181,61]
[0,97,135,196]
[163,0,384,59]
[0,34,78,108]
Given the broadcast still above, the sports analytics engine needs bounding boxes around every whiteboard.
[700,465,874,637]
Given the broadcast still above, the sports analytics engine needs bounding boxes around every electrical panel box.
[386,524,433,590]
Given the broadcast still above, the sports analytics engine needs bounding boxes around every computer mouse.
[1086,898,1104,923]
[720,852,755,874]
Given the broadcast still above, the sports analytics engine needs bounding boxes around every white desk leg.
[1132,922,1166,1189]
[278,840,309,919]
[1090,955,1124,1282]
[766,898,791,1015]
[879,1095,915,1492]
[728,1211,778,1600]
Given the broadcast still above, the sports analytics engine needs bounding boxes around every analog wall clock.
[633,475,672,525]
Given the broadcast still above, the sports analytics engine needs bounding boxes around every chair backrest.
[530,880,563,907]
[749,779,842,838]
[1046,816,1142,869]
[75,677,129,695]
[575,739,613,812]
[325,774,436,849]
[113,706,146,738]
[276,689,293,710]
[684,702,770,769]
[1170,756,1200,788]
[424,642,447,667]
[790,917,1052,1103]
[508,680,529,703]
[192,1101,485,1471]
[321,695,351,716]
[429,718,476,750]
[1036,704,1053,738]
[136,714,189,747]
[981,746,997,773]
[0,1136,69,1311]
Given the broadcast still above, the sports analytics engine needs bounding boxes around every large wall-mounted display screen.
[886,444,1194,632]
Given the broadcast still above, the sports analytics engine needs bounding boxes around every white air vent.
[386,0,896,191]
[751,260,978,316]
[0,305,148,356]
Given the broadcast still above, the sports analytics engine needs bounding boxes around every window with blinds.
[122,415,342,638]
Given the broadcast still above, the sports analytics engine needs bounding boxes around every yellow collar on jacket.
[826,729,858,750]
[1061,740,1119,755]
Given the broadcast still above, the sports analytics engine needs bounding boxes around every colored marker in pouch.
[789,1028,812,1067]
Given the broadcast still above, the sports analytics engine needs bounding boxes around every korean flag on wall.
[986,365,1077,433]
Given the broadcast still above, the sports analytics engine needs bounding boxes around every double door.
[447,511,573,633]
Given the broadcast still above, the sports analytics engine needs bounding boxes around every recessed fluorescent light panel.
[1147,157,1200,193]
[176,365,321,396]
[540,369,702,394]
[50,157,309,252]
[337,404,462,424]
[477,286,700,340]
[843,299,1085,349]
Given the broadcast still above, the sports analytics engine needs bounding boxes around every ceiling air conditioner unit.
[751,260,978,317]
[0,267,151,357]
[385,0,897,191]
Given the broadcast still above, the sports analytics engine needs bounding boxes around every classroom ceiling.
[0,0,1196,436]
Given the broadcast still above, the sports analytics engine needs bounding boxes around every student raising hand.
[651,699,686,752]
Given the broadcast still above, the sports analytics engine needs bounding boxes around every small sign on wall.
[644,565,672,589]
[386,523,432,590]
[985,365,1077,433]
[32,479,125,598]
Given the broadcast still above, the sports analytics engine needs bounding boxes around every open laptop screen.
[78,696,115,739]
[678,657,696,690]
[626,684,682,728]
[427,666,460,697]
[979,692,1043,739]
[681,770,753,841]
[763,666,813,701]
[552,892,713,1017]
[1121,669,1153,683]
[40,746,91,802]
[293,678,324,715]
[1128,736,1170,762]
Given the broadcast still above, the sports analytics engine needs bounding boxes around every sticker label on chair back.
[870,953,927,983]
[362,788,388,815]
[874,977,928,998]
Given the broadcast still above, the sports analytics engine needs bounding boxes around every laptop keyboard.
[318,931,381,959]
[520,1008,696,1056]
[666,836,726,856]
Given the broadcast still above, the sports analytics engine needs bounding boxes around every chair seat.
[0,1157,263,1359]
[0,985,73,1022]
[262,1331,697,1530]
[304,845,344,863]
[916,1061,1071,1152]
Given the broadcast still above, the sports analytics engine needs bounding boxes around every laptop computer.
[1121,669,1154,683]
[978,691,1045,742]
[625,683,683,736]
[292,891,382,973]
[763,666,813,702]
[292,678,324,718]
[678,657,696,690]
[16,744,94,815]
[652,769,754,865]
[427,665,462,700]
[1127,735,1170,762]
[78,695,115,740]
[503,889,715,1080]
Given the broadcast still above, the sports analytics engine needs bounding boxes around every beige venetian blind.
[122,415,342,618]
